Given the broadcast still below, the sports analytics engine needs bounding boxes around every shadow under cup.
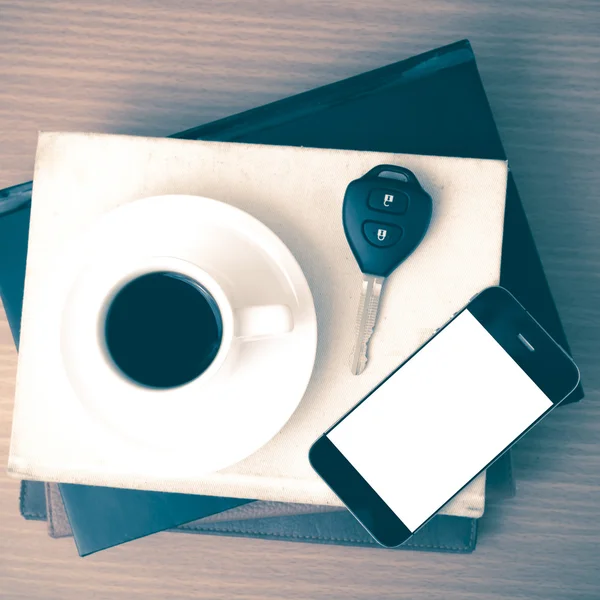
[103,271,223,389]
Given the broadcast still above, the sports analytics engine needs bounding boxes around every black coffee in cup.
[104,272,222,389]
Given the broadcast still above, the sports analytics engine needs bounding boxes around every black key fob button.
[363,221,403,247]
[368,189,409,214]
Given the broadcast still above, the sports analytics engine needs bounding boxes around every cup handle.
[234,304,294,340]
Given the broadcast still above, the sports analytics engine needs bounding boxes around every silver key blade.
[350,274,385,375]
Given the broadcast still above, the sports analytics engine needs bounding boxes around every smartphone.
[309,286,580,547]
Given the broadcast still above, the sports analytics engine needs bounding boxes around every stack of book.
[0,40,582,556]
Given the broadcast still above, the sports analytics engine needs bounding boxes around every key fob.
[342,165,433,277]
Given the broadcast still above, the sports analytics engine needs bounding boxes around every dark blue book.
[3,39,581,556]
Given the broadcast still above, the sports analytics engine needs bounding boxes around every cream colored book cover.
[8,132,508,519]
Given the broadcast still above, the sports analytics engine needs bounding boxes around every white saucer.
[57,195,317,476]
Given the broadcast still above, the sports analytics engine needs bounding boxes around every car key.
[342,164,433,375]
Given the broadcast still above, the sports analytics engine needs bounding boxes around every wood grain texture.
[1,0,599,598]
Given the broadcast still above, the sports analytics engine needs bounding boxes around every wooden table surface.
[1,1,599,598]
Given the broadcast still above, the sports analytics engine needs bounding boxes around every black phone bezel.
[309,286,580,548]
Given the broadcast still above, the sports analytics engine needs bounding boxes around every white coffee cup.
[62,255,294,397]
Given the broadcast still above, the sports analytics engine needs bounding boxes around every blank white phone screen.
[327,309,552,532]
